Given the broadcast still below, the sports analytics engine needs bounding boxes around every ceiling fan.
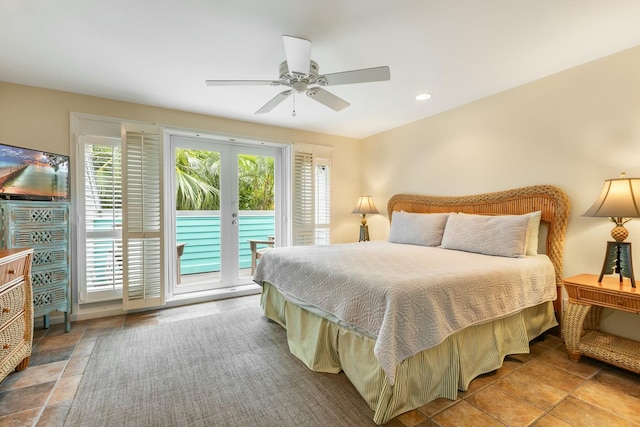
[205,35,391,115]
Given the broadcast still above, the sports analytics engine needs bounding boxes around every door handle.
[232,220,238,225]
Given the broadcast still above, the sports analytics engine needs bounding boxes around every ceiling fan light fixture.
[206,35,391,115]
[291,81,307,93]
[416,93,432,101]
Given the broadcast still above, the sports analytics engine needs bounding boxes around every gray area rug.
[65,306,379,427]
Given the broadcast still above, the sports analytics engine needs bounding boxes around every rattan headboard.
[387,185,571,291]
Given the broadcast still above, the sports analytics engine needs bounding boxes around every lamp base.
[598,241,636,287]
[358,225,370,242]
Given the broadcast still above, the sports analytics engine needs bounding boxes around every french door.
[168,135,281,295]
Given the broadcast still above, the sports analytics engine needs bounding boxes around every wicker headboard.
[387,185,571,310]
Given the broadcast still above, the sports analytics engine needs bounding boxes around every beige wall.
[362,45,640,339]
[0,82,362,243]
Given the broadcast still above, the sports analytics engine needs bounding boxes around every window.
[77,135,123,303]
[76,123,164,309]
[292,145,332,245]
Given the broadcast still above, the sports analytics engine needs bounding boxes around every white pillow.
[389,211,450,246]
[525,211,542,255]
[440,213,530,257]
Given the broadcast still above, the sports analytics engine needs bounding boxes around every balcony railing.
[176,210,275,275]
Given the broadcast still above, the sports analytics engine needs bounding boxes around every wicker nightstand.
[563,274,640,374]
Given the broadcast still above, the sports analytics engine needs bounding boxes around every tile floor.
[1,294,639,426]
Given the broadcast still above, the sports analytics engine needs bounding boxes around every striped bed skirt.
[260,282,557,424]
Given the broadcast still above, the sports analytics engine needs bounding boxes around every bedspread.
[253,241,556,385]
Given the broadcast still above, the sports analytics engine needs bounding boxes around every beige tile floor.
[1,295,639,426]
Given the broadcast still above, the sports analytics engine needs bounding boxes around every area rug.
[64,306,380,427]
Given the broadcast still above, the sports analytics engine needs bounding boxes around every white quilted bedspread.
[253,241,556,385]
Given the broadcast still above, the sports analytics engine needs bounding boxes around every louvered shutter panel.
[314,163,331,244]
[78,135,124,302]
[292,150,315,245]
[121,123,164,310]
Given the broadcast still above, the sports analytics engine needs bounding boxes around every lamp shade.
[352,196,379,215]
[583,175,640,218]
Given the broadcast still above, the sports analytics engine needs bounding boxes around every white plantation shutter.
[293,150,315,245]
[121,123,164,310]
[315,161,330,245]
[77,135,123,303]
[292,145,332,246]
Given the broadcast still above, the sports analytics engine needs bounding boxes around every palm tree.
[238,154,275,210]
[175,150,274,211]
[175,149,221,210]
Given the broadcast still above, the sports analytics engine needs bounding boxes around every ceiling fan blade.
[205,80,280,86]
[320,66,390,86]
[283,35,311,75]
[255,90,292,114]
[306,87,350,111]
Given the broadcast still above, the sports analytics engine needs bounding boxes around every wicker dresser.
[0,201,71,332]
[0,248,34,382]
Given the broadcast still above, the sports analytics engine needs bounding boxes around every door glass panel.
[174,147,223,292]
[237,153,276,279]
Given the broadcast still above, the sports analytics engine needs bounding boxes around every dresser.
[0,201,71,332]
[0,248,34,382]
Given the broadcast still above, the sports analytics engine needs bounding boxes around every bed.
[253,185,570,424]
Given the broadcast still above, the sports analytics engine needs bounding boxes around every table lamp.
[352,196,379,242]
[583,172,640,287]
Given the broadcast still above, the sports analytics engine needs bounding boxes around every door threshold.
[167,283,261,307]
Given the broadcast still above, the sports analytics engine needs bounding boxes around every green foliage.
[175,149,221,210]
[175,149,274,211]
[87,145,122,212]
[238,154,275,210]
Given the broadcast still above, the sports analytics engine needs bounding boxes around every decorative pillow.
[525,211,542,255]
[389,211,450,246]
[440,213,530,257]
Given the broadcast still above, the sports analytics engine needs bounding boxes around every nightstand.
[563,274,640,374]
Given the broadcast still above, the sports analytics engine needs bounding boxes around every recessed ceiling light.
[416,93,432,101]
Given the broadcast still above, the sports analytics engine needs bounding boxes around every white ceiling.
[2,1,640,139]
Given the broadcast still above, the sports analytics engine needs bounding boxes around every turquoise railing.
[176,211,275,275]
[90,211,274,277]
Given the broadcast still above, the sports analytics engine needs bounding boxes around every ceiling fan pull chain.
[292,92,297,117]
